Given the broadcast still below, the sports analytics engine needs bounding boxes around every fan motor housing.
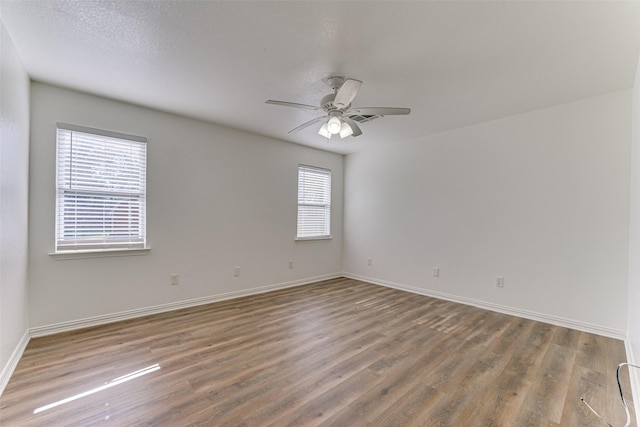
[320,93,337,111]
[321,93,349,112]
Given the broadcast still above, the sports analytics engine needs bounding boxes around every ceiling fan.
[266,76,411,140]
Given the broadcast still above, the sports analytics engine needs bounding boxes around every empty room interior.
[3,1,640,425]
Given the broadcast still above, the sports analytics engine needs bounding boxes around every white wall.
[0,19,30,392]
[28,83,343,328]
[344,91,631,335]
[627,51,640,396]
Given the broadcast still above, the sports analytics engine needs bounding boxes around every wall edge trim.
[624,338,640,425]
[29,273,342,338]
[343,272,626,340]
[0,330,30,397]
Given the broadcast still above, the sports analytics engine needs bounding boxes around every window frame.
[296,164,332,241]
[53,123,149,256]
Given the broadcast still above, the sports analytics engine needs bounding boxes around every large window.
[55,123,147,252]
[297,165,331,240]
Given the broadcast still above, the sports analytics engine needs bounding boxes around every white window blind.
[55,124,147,252]
[297,165,331,239]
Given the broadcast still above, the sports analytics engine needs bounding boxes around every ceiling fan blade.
[288,115,327,133]
[266,100,323,111]
[347,107,411,116]
[333,79,362,109]
[341,116,362,137]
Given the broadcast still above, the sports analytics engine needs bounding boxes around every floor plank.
[0,278,634,426]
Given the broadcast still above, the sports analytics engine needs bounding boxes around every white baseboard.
[30,273,342,338]
[0,330,30,397]
[343,272,626,340]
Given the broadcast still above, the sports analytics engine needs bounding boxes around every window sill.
[295,236,333,242]
[49,247,151,260]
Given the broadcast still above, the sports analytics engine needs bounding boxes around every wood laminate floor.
[0,278,635,426]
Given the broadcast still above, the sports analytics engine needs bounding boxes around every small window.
[297,165,331,240]
[55,123,147,252]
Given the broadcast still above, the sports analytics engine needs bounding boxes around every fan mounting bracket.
[324,76,345,92]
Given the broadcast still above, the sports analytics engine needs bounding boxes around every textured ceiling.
[1,1,639,154]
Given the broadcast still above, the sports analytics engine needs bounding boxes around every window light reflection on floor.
[33,363,161,414]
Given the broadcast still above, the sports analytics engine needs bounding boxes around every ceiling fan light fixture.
[318,123,332,139]
[339,121,353,138]
[265,76,411,139]
[327,116,342,134]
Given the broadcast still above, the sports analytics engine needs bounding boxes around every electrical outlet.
[367,258,372,266]
[433,267,440,277]
[170,273,179,286]
[496,276,505,288]
[288,260,294,269]
[234,267,240,277]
